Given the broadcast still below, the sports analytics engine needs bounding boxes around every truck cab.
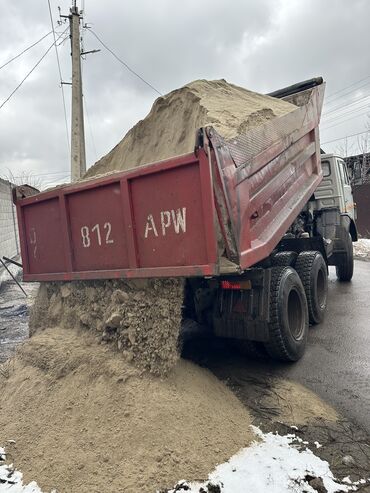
[310,153,357,282]
[316,154,356,222]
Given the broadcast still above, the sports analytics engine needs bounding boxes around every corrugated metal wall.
[0,178,20,260]
[353,183,370,238]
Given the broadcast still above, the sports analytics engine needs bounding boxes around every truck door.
[337,158,355,220]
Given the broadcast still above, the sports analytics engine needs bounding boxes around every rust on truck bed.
[15,81,325,282]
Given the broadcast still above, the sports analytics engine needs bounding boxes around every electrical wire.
[322,110,370,130]
[86,28,162,96]
[11,169,70,179]
[323,92,370,118]
[321,130,370,145]
[0,30,53,71]
[83,93,98,162]
[47,0,70,154]
[0,26,69,111]
[322,101,370,125]
[325,75,370,101]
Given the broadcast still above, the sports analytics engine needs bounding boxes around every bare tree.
[335,137,354,158]
[0,168,42,190]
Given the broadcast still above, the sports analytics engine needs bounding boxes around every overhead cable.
[47,0,70,154]
[87,28,162,96]
[0,30,53,71]
[0,26,69,111]
[325,75,370,101]
[321,130,370,145]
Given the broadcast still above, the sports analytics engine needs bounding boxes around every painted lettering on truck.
[144,208,186,238]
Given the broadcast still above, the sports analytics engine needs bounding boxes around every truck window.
[337,160,350,185]
[321,160,331,177]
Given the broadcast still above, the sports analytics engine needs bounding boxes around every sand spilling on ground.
[0,327,253,493]
[29,278,183,376]
[85,78,296,177]
[269,380,339,425]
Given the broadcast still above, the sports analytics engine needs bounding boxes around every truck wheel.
[271,251,298,267]
[295,251,328,325]
[336,233,354,282]
[265,267,308,362]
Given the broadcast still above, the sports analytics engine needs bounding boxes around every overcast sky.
[0,0,369,189]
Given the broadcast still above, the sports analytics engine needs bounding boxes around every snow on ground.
[353,238,370,259]
[165,427,369,493]
[1,429,369,493]
[0,448,55,493]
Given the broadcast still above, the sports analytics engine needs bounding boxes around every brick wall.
[0,178,20,260]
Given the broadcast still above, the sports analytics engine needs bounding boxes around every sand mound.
[270,379,339,425]
[85,79,296,177]
[0,327,253,493]
[29,278,184,376]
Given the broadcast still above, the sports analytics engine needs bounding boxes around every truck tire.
[271,251,298,267]
[295,251,328,325]
[336,233,354,282]
[264,267,308,362]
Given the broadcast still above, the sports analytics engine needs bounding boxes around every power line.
[322,110,370,130]
[0,30,53,71]
[10,169,70,179]
[321,130,370,145]
[325,75,370,101]
[47,0,70,154]
[83,93,98,162]
[0,26,69,111]
[86,28,162,96]
[323,92,370,118]
[322,100,370,125]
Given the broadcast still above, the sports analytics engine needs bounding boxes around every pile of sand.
[30,278,184,376]
[0,327,253,493]
[85,79,296,177]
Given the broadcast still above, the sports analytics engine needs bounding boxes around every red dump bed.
[15,80,325,282]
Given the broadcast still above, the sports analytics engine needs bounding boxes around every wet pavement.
[0,270,38,363]
[184,260,370,434]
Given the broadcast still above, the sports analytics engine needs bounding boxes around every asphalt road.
[185,260,370,434]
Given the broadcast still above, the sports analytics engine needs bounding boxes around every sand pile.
[85,78,296,177]
[0,327,253,493]
[29,278,184,376]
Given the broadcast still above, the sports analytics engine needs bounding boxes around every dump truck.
[13,77,357,362]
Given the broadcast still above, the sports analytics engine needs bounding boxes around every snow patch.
[353,238,370,259]
[164,426,369,493]
[0,450,54,493]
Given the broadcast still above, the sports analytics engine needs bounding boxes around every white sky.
[0,0,369,189]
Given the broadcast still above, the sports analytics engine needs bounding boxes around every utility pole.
[59,1,99,181]
[69,1,86,182]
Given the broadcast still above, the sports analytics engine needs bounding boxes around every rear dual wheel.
[264,266,308,362]
[295,251,328,325]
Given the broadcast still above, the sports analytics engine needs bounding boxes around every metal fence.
[0,178,20,261]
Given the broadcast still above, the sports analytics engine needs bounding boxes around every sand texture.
[0,327,253,493]
[29,278,184,376]
[85,79,296,177]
